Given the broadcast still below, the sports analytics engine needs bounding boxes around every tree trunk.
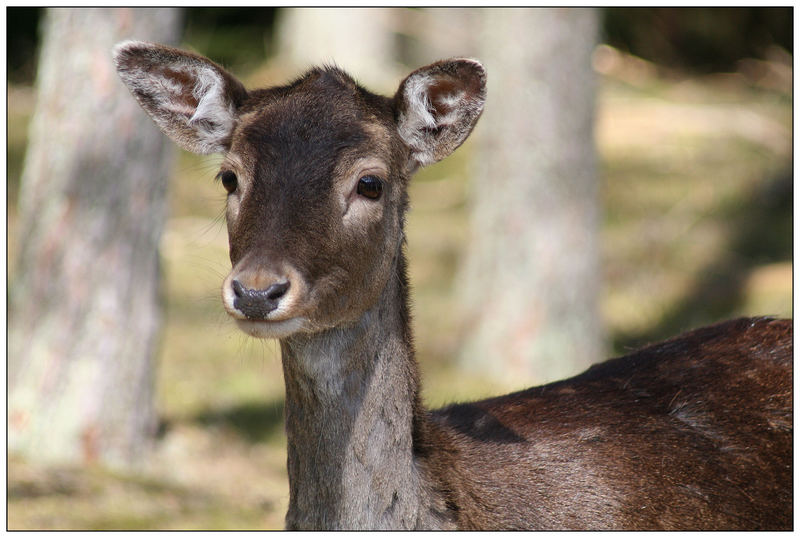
[275,7,400,92]
[8,7,181,469]
[457,8,604,387]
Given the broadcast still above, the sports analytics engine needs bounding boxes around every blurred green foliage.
[181,8,277,74]
[7,7,43,84]
[603,7,792,73]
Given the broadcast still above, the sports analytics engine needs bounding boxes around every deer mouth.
[234,317,309,339]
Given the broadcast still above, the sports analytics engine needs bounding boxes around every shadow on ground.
[614,168,792,351]
[162,399,286,444]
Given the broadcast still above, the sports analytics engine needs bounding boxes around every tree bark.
[457,8,604,386]
[275,7,400,92]
[8,7,181,469]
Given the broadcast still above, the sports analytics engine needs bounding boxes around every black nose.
[232,279,290,319]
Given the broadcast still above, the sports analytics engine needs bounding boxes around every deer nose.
[231,279,290,319]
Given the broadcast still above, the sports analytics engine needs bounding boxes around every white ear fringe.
[188,67,237,154]
[398,74,438,167]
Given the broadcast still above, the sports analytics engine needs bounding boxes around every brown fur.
[113,42,792,530]
[425,317,792,529]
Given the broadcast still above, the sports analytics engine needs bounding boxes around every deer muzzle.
[231,279,290,319]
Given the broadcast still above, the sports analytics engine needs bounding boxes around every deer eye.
[217,170,238,194]
[357,175,383,200]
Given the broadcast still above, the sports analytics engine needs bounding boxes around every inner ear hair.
[396,58,486,168]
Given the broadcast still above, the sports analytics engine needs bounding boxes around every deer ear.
[112,41,248,155]
[395,59,486,168]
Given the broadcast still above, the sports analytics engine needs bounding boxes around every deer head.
[113,41,485,339]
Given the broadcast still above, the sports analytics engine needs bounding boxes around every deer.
[112,41,792,530]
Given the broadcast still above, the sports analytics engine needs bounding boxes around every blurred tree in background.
[458,8,603,386]
[8,7,181,469]
[274,8,400,91]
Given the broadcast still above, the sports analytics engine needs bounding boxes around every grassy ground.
[7,50,792,529]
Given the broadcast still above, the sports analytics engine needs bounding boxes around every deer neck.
[279,251,433,530]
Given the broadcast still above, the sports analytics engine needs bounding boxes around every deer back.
[424,317,792,530]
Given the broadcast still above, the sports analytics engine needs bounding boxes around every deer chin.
[235,317,308,339]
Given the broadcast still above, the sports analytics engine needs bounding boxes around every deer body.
[426,317,791,529]
[113,42,792,530]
